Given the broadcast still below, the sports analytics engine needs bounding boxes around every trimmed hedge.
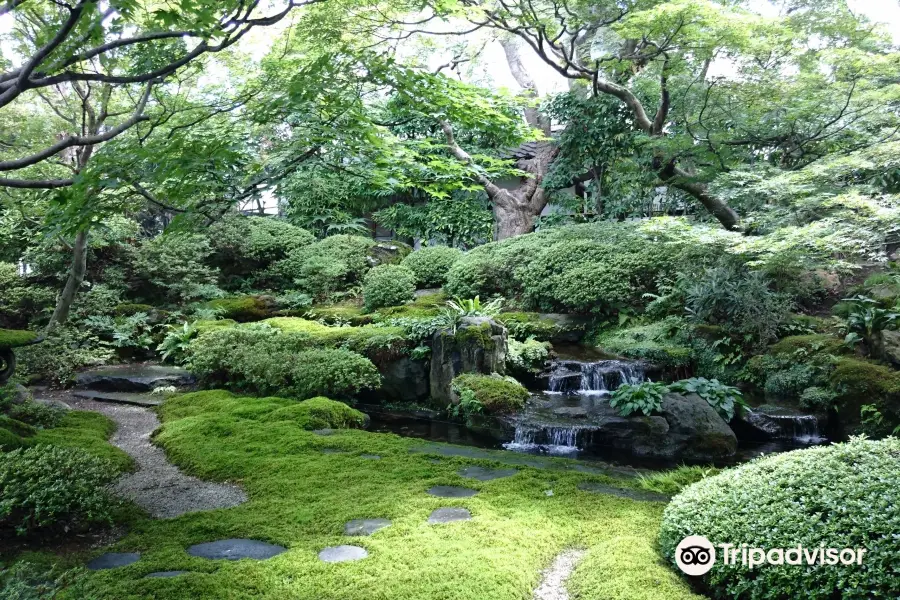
[362,265,416,311]
[400,246,462,288]
[659,438,900,599]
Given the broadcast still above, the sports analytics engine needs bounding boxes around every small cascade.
[744,410,826,444]
[503,424,584,455]
[547,360,646,395]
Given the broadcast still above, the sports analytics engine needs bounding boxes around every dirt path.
[62,394,248,519]
[532,549,586,600]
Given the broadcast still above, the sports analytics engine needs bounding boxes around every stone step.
[75,364,195,393]
[72,390,163,407]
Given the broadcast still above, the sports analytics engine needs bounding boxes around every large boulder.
[429,317,507,405]
[75,364,196,392]
[874,329,900,368]
[378,357,430,403]
[367,241,412,267]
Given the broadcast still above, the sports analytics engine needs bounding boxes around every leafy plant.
[445,295,504,317]
[158,322,199,364]
[447,388,483,420]
[842,295,899,343]
[608,381,668,417]
[669,377,748,422]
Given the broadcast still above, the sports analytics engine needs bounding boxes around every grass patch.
[0,329,38,349]
[31,411,133,473]
[61,390,700,600]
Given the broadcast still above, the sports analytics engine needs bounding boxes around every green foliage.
[400,246,462,288]
[270,235,376,300]
[374,194,493,248]
[157,321,199,364]
[841,295,899,342]
[445,295,503,317]
[668,378,747,422]
[206,295,276,322]
[0,561,82,600]
[506,337,550,376]
[637,465,720,497]
[594,318,693,368]
[450,374,529,415]
[0,264,54,330]
[608,381,667,417]
[16,327,114,387]
[362,265,416,311]
[186,324,382,399]
[207,216,316,290]
[263,318,412,361]
[0,445,120,536]
[6,401,65,430]
[131,233,222,305]
[445,220,730,315]
[0,329,38,349]
[659,438,900,599]
[0,415,36,439]
[830,359,900,423]
[497,312,574,342]
[262,397,367,430]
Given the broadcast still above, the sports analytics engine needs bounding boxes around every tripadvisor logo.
[674,535,868,576]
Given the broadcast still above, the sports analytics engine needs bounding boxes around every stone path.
[66,396,247,519]
[187,539,286,560]
[532,549,586,600]
[427,485,478,498]
[318,545,369,563]
[428,507,472,524]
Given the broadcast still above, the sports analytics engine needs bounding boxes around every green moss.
[262,317,412,362]
[112,303,155,317]
[263,397,367,430]
[193,319,238,333]
[305,305,373,326]
[451,322,496,350]
[0,427,26,451]
[0,415,37,438]
[451,374,528,414]
[594,321,692,367]
[0,329,38,349]
[769,334,845,356]
[206,296,274,322]
[830,358,900,402]
[31,411,133,473]
[497,312,560,341]
[61,388,695,600]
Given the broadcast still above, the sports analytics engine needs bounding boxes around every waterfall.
[504,424,583,455]
[775,414,823,443]
[548,360,646,395]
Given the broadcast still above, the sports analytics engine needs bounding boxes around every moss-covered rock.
[207,295,276,322]
[497,312,588,343]
[0,329,38,349]
[193,319,239,333]
[594,321,692,368]
[262,397,368,430]
[305,305,373,326]
[769,334,846,356]
[430,317,508,406]
[451,373,528,414]
[112,303,155,317]
[262,317,412,363]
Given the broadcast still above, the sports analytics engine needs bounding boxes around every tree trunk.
[45,227,88,334]
[493,202,537,240]
[658,162,740,230]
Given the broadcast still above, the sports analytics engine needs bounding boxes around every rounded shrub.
[0,445,120,536]
[451,374,529,414]
[362,265,416,311]
[263,397,367,430]
[400,246,462,288]
[659,438,900,599]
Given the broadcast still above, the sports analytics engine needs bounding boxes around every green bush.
[608,381,667,417]
[269,235,376,299]
[362,265,416,311]
[7,401,65,429]
[659,438,900,599]
[187,327,382,399]
[263,397,367,430]
[0,416,37,439]
[400,246,462,288]
[445,220,728,314]
[206,295,276,322]
[16,327,114,387]
[0,445,120,536]
[131,233,222,304]
[0,560,81,600]
[0,429,27,451]
[451,374,529,414]
[507,337,550,375]
[594,318,693,368]
[0,264,54,330]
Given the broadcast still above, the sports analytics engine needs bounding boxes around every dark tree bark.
[45,228,88,334]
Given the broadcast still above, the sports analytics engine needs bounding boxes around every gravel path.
[66,396,248,519]
[532,549,586,600]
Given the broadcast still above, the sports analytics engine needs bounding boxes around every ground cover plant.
[57,390,701,600]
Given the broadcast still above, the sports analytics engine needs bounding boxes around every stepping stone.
[313,429,335,436]
[86,552,141,570]
[187,539,286,561]
[73,390,162,407]
[577,481,669,502]
[321,448,345,454]
[458,466,518,481]
[318,545,369,563]
[344,518,391,536]
[75,364,194,393]
[360,454,381,460]
[428,508,471,524]
[427,485,477,498]
[145,571,191,578]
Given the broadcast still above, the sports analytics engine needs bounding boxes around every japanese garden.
[0,0,898,598]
